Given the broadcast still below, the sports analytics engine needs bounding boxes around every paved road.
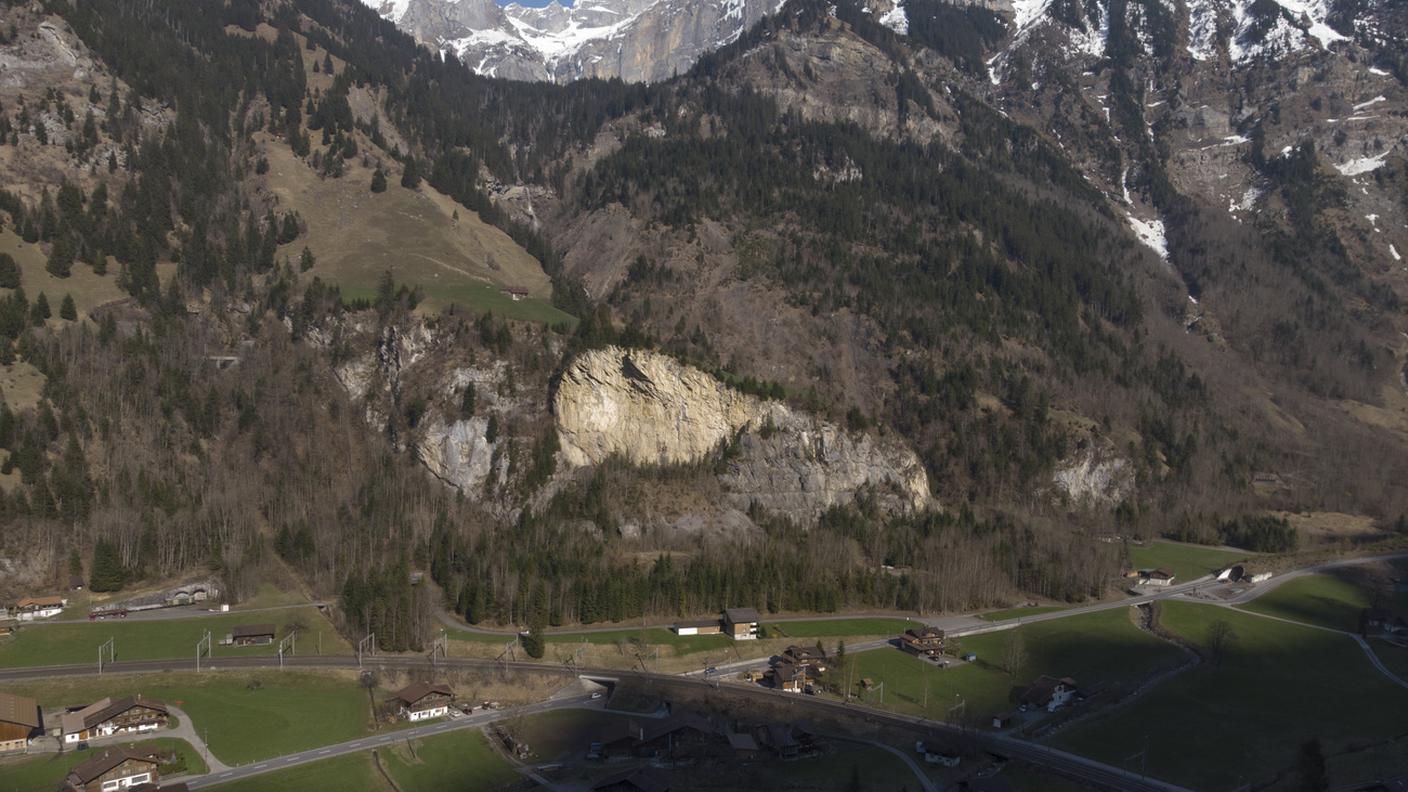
[0,654,1185,791]
[43,602,331,625]
[182,695,603,789]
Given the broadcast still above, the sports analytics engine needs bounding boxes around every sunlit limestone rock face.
[555,346,933,519]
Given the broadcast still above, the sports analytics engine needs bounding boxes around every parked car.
[705,666,717,675]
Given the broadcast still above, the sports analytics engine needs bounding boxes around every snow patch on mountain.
[1335,150,1391,176]
[878,2,908,34]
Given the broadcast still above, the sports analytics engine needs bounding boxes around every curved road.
[0,654,1187,792]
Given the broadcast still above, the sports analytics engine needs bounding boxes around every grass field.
[1054,602,1408,790]
[209,752,385,792]
[1127,540,1249,582]
[1239,574,1372,632]
[764,618,920,638]
[259,136,572,325]
[380,730,520,791]
[0,226,127,320]
[978,606,1067,622]
[838,608,1182,725]
[0,737,206,792]
[0,606,348,667]
[0,671,374,766]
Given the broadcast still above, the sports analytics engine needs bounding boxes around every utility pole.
[195,631,212,673]
[98,637,114,675]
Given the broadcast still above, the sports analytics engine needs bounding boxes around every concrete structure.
[670,618,722,636]
[0,691,40,753]
[62,696,168,744]
[722,608,760,640]
[229,624,276,646]
[389,682,454,722]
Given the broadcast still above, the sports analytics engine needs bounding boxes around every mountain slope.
[364,0,788,82]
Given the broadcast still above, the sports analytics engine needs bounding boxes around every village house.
[768,659,808,693]
[671,618,722,636]
[0,691,40,753]
[62,696,169,744]
[722,608,760,640]
[62,747,163,792]
[14,595,67,621]
[229,623,276,646]
[1140,569,1176,587]
[389,682,455,722]
[500,287,530,302]
[1020,676,1080,713]
[899,626,946,658]
[783,644,827,666]
[600,710,724,761]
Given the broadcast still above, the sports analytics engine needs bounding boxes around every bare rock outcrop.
[554,346,932,519]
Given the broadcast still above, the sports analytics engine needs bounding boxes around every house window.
[127,773,151,785]
[102,782,119,792]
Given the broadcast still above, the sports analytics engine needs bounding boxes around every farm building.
[1140,569,1176,587]
[62,747,163,792]
[899,626,946,658]
[671,618,722,636]
[14,596,66,621]
[500,287,530,302]
[783,644,827,665]
[0,691,40,753]
[62,696,169,744]
[229,624,276,646]
[389,682,455,722]
[722,608,760,640]
[1021,676,1080,712]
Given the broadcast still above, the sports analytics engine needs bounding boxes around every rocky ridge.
[555,346,933,517]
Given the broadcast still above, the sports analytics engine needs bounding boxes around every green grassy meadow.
[0,606,348,668]
[838,608,1181,724]
[380,730,520,791]
[208,752,385,792]
[978,605,1068,621]
[1240,573,1380,633]
[1054,602,1408,790]
[1127,541,1249,582]
[0,672,373,766]
[764,618,919,638]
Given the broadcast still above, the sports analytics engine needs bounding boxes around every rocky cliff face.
[555,346,932,517]
[363,0,786,83]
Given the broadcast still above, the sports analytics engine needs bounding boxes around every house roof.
[1020,675,1078,705]
[0,691,39,728]
[391,682,454,707]
[723,607,760,624]
[903,626,945,640]
[784,644,824,659]
[67,747,160,784]
[16,595,64,609]
[1149,568,1175,579]
[231,623,276,638]
[64,696,167,733]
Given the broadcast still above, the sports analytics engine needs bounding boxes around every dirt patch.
[1273,511,1386,544]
